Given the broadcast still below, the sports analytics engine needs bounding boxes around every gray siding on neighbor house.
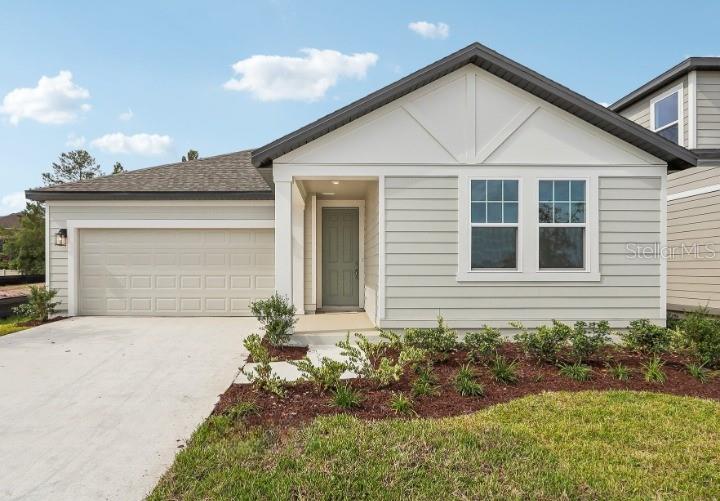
[619,76,689,148]
[47,202,275,314]
[364,182,380,323]
[697,71,720,148]
[668,173,720,311]
[382,176,663,329]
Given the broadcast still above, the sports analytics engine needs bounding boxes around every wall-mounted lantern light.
[55,229,67,247]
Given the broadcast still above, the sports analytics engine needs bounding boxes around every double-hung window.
[470,179,519,269]
[651,86,682,144]
[538,180,586,270]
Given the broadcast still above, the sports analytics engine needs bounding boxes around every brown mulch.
[216,343,720,429]
[246,338,308,363]
[17,316,66,327]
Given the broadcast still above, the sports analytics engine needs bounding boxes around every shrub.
[607,362,631,381]
[622,319,671,355]
[514,320,571,363]
[404,316,457,360]
[250,293,297,346]
[568,320,610,362]
[337,333,403,388]
[642,356,666,384]
[373,357,404,388]
[12,286,58,322]
[490,355,519,384]
[332,384,363,409]
[411,364,440,397]
[558,362,593,382]
[463,326,502,362]
[291,357,346,393]
[378,329,403,351]
[686,362,709,384]
[398,346,428,368]
[389,392,415,416]
[678,309,720,368]
[454,364,485,397]
[242,334,287,397]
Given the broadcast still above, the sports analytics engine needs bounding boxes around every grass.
[0,316,30,336]
[149,391,720,500]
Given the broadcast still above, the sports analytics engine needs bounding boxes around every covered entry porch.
[274,177,381,325]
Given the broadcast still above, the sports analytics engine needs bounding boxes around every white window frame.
[458,170,599,282]
[649,83,684,146]
[537,178,588,272]
[468,177,522,272]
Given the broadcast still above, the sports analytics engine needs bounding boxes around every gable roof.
[26,150,273,201]
[252,42,696,169]
[610,57,720,112]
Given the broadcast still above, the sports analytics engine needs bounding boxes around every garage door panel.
[78,228,274,316]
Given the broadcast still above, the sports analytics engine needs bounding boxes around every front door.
[322,207,359,307]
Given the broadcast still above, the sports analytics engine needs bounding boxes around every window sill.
[456,270,601,282]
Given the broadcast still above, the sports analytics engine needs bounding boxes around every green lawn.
[150,391,720,500]
[0,316,30,336]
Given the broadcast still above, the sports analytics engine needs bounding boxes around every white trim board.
[668,184,720,201]
[65,219,275,316]
[649,83,684,147]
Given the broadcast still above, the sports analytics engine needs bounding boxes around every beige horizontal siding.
[47,202,274,314]
[697,71,720,148]
[382,176,662,329]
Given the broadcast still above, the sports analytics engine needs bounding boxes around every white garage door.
[78,228,274,316]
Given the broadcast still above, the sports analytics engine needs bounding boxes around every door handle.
[355,268,359,278]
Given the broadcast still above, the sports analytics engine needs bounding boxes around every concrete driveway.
[0,316,255,500]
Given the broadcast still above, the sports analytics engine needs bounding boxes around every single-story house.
[27,42,698,328]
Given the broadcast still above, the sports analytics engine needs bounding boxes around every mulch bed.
[246,338,308,363]
[215,343,720,429]
[17,316,66,328]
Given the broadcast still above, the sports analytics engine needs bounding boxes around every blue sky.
[1,0,718,214]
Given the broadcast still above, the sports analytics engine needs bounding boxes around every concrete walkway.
[0,316,256,501]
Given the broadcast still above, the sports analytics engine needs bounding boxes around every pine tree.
[42,150,102,186]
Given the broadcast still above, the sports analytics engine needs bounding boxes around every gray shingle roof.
[26,150,273,201]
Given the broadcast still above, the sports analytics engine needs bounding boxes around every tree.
[112,162,125,174]
[42,150,102,186]
[1,202,45,275]
[181,149,199,162]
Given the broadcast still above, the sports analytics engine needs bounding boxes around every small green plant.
[389,392,415,416]
[332,384,363,409]
[337,333,385,378]
[223,402,260,423]
[514,320,571,363]
[373,357,404,388]
[411,364,440,397]
[686,362,709,383]
[242,334,287,397]
[558,362,593,382]
[454,364,485,397]
[490,354,519,384]
[607,362,631,381]
[290,357,347,393]
[622,319,671,355]
[568,320,610,362]
[12,285,58,322]
[378,329,403,350]
[678,308,720,368]
[463,326,502,362]
[398,346,428,368]
[249,293,297,346]
[642,356,667,384]
[404,316,457,360]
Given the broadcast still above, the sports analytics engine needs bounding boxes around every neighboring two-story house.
[611,58,720,314]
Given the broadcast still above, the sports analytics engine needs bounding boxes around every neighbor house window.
[538,180,586,269]
[651,88,681,144]
[471,179,519,269]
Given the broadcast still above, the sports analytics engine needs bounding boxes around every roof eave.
[26,190,275,202]
[252,42,696,169]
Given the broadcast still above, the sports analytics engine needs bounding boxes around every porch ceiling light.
[331,180,340,185]
[321,192,335,196]
[55,228,67,247]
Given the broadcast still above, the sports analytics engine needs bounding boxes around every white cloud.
[91,133,173,155]
[118,109,134,121]
[0,71,91,125]
[1,191,27,214]
[66,133,86,148]
[408,21,449,39]
[224,48,378,101]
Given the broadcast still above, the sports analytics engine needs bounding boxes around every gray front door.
[322,207,359,307]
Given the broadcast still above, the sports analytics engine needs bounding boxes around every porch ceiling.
[301,179,374,199]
